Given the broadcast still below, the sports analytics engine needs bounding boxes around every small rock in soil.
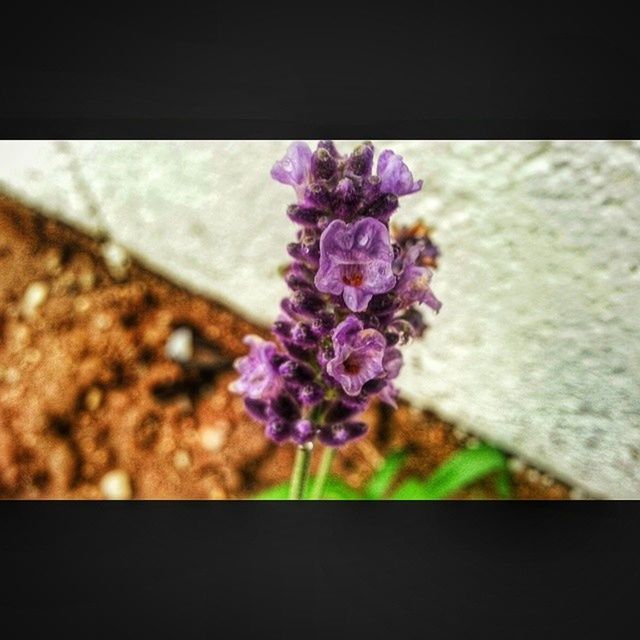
[100,469,133,500]
[165,327,194,363]
[21,281,49,318]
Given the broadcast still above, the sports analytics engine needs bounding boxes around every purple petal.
[271,141,312,187]
[376,149,423,197]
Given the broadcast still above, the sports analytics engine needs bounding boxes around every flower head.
[396,245,442,312]
[377,150,423,197]
[315,217,395,312]
[326,316,386,396]
[236,140,440,450]
[229,335,283,400]
[271,141,313,201]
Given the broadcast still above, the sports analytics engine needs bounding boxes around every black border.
[2,4,640,638]
[2,3,640,138]
[2,502,638,638]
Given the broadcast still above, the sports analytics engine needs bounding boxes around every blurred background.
[0,140,639,498]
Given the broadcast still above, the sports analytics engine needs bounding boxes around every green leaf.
[363,450,408,500]
[252,482,291,500]
[320,477,362,500]
[252,476,362,500]
[392,444,512,500]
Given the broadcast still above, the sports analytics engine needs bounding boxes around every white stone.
[21,282,49,318]
[1,140,639,498]
[100,469,132,500]
[200,426,227,452]
[101,241,131,281]
[165,327,194,363]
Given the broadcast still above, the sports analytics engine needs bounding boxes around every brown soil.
[0,195,574,500]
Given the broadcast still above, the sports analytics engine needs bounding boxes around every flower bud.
[318,422,368,447]
[291,289,325,316]
[278,359,315,384]
[265,420,292,444]
[273,319,293,340]
[291,322,316,346]
[292,419,316,445]
[270,392,301,422]
[244,398,269,422]
[346,142,374,176]
[324,400,360,423]
[365,193,398,223]
[298,383,324,406]
[304,182,332,208]
[287,204,323,226]
[311,148,337,180]
[317,140,339,158]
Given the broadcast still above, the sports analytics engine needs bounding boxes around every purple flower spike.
[292,419,316,445]
[326,316,386,396]
[315,217,395,312]
[377,150,423,197]
[229,335,283,400]
[318,422,368,447]
[235,140,440,450]
[271,141,313,201]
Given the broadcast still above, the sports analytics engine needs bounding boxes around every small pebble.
[74,298,91,313]
[101,241,131,281]
[525,468,541,484]
[44,248,62,274]
[173,449,192,471]
[78,270,96,291]
[21,282,49,318]
[94,313,113,331]
[200,426,227,452]
[540,474,554,488]
[209,486,227,500]
[2,367,20,385]
[100,469,132,500]
[569,487,587,500]
[165,327,194,363]
[507,457,526,474]
[85,386,103,411]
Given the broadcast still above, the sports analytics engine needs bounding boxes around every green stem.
[289,443,313,500]
[310,447,336,500]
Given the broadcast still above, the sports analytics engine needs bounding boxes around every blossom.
[228,335,283,400]
[378,348,403,408]
[235,140,440,450]
[395,245,442,312]
[376,150,423,196]
[326,316,386,396]
[315,217,395,312]
[271,141,313,201]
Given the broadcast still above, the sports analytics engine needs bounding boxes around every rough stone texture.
[0,140,639,498]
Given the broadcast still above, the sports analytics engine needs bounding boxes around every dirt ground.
[0,195,576,499]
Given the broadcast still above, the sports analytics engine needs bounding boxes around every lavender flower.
[326,316,386,396]
[271,141,313,202]
[395,244,442,312]
[377,149,423,196]
[229,335,283,400]
[231,140,441,451]
[315,218,395,312]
